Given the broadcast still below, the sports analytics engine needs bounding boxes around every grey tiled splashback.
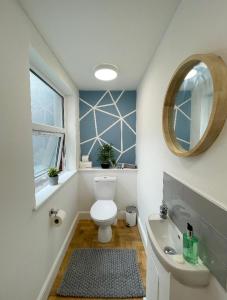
[163,172,227,290]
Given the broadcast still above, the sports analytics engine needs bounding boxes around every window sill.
[33,170,77,211]
[78,168,138,172]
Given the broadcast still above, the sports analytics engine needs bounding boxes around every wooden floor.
[48,219,146,300]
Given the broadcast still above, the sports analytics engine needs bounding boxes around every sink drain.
[163,246,177,255]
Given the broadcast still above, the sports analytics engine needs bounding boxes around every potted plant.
[97,144,115,169]
[48,167,59,185]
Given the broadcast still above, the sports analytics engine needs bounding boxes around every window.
[30,70,65,189]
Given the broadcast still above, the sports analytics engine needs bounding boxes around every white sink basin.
[146,215,210,287]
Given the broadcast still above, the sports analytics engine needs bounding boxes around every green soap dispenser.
[183,223,199,264]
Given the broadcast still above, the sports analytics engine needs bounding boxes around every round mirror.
[173,62,213,151]
[163,54,227,157]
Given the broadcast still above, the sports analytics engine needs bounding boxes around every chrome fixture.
[160,200,168,219]
[163,246,177,255]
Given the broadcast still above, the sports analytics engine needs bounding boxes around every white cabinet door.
[146,243,159,300]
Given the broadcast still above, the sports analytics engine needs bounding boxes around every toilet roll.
[82,155,89,162]
[52,209,66,227]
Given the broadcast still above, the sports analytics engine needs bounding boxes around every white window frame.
[30,69,66,189]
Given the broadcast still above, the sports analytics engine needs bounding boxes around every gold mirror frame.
[162,53,227,157]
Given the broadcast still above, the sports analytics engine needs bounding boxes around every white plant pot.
[49,176,59,186]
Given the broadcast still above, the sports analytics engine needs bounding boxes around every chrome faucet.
[160,200,168,219]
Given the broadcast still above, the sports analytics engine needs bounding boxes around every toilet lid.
[90,200,117,221]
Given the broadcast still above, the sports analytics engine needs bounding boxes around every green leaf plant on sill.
[97,143,116,169]
[48,167,60,186]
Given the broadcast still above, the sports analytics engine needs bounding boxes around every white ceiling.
[19,0,180,90]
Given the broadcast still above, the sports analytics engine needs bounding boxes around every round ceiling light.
[94,64,118,81]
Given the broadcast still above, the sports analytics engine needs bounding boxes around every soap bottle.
[183,223,198,264]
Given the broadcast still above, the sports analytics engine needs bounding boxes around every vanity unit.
[146,215,210,300]
[145,171,227,300]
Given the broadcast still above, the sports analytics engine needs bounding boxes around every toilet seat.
[90,200,117,222]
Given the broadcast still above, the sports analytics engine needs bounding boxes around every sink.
[146,215,210,287]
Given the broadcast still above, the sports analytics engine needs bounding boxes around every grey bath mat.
[57,248,145,298]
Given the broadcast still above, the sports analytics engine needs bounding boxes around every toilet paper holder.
[49,208,58,217]
[49,208,66,227]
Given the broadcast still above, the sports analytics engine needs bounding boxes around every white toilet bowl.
[90,200,117,243]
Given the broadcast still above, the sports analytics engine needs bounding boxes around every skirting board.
[137,216,148,253]
[36,212,80,300]
[139,218,147,300]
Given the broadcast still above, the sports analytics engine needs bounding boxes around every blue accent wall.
[79,90,136,166]
[174,90,191,150]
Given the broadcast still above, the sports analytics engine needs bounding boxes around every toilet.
[90,176,117,243]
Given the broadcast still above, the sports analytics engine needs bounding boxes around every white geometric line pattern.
[173,94,191,149]
[79,90,136,165]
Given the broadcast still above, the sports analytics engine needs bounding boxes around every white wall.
[78,170,137,216]
[0,1,79,299]
[137,0,227,298]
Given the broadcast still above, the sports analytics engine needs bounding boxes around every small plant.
[48,167,59,177]
[97,144,115,168]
